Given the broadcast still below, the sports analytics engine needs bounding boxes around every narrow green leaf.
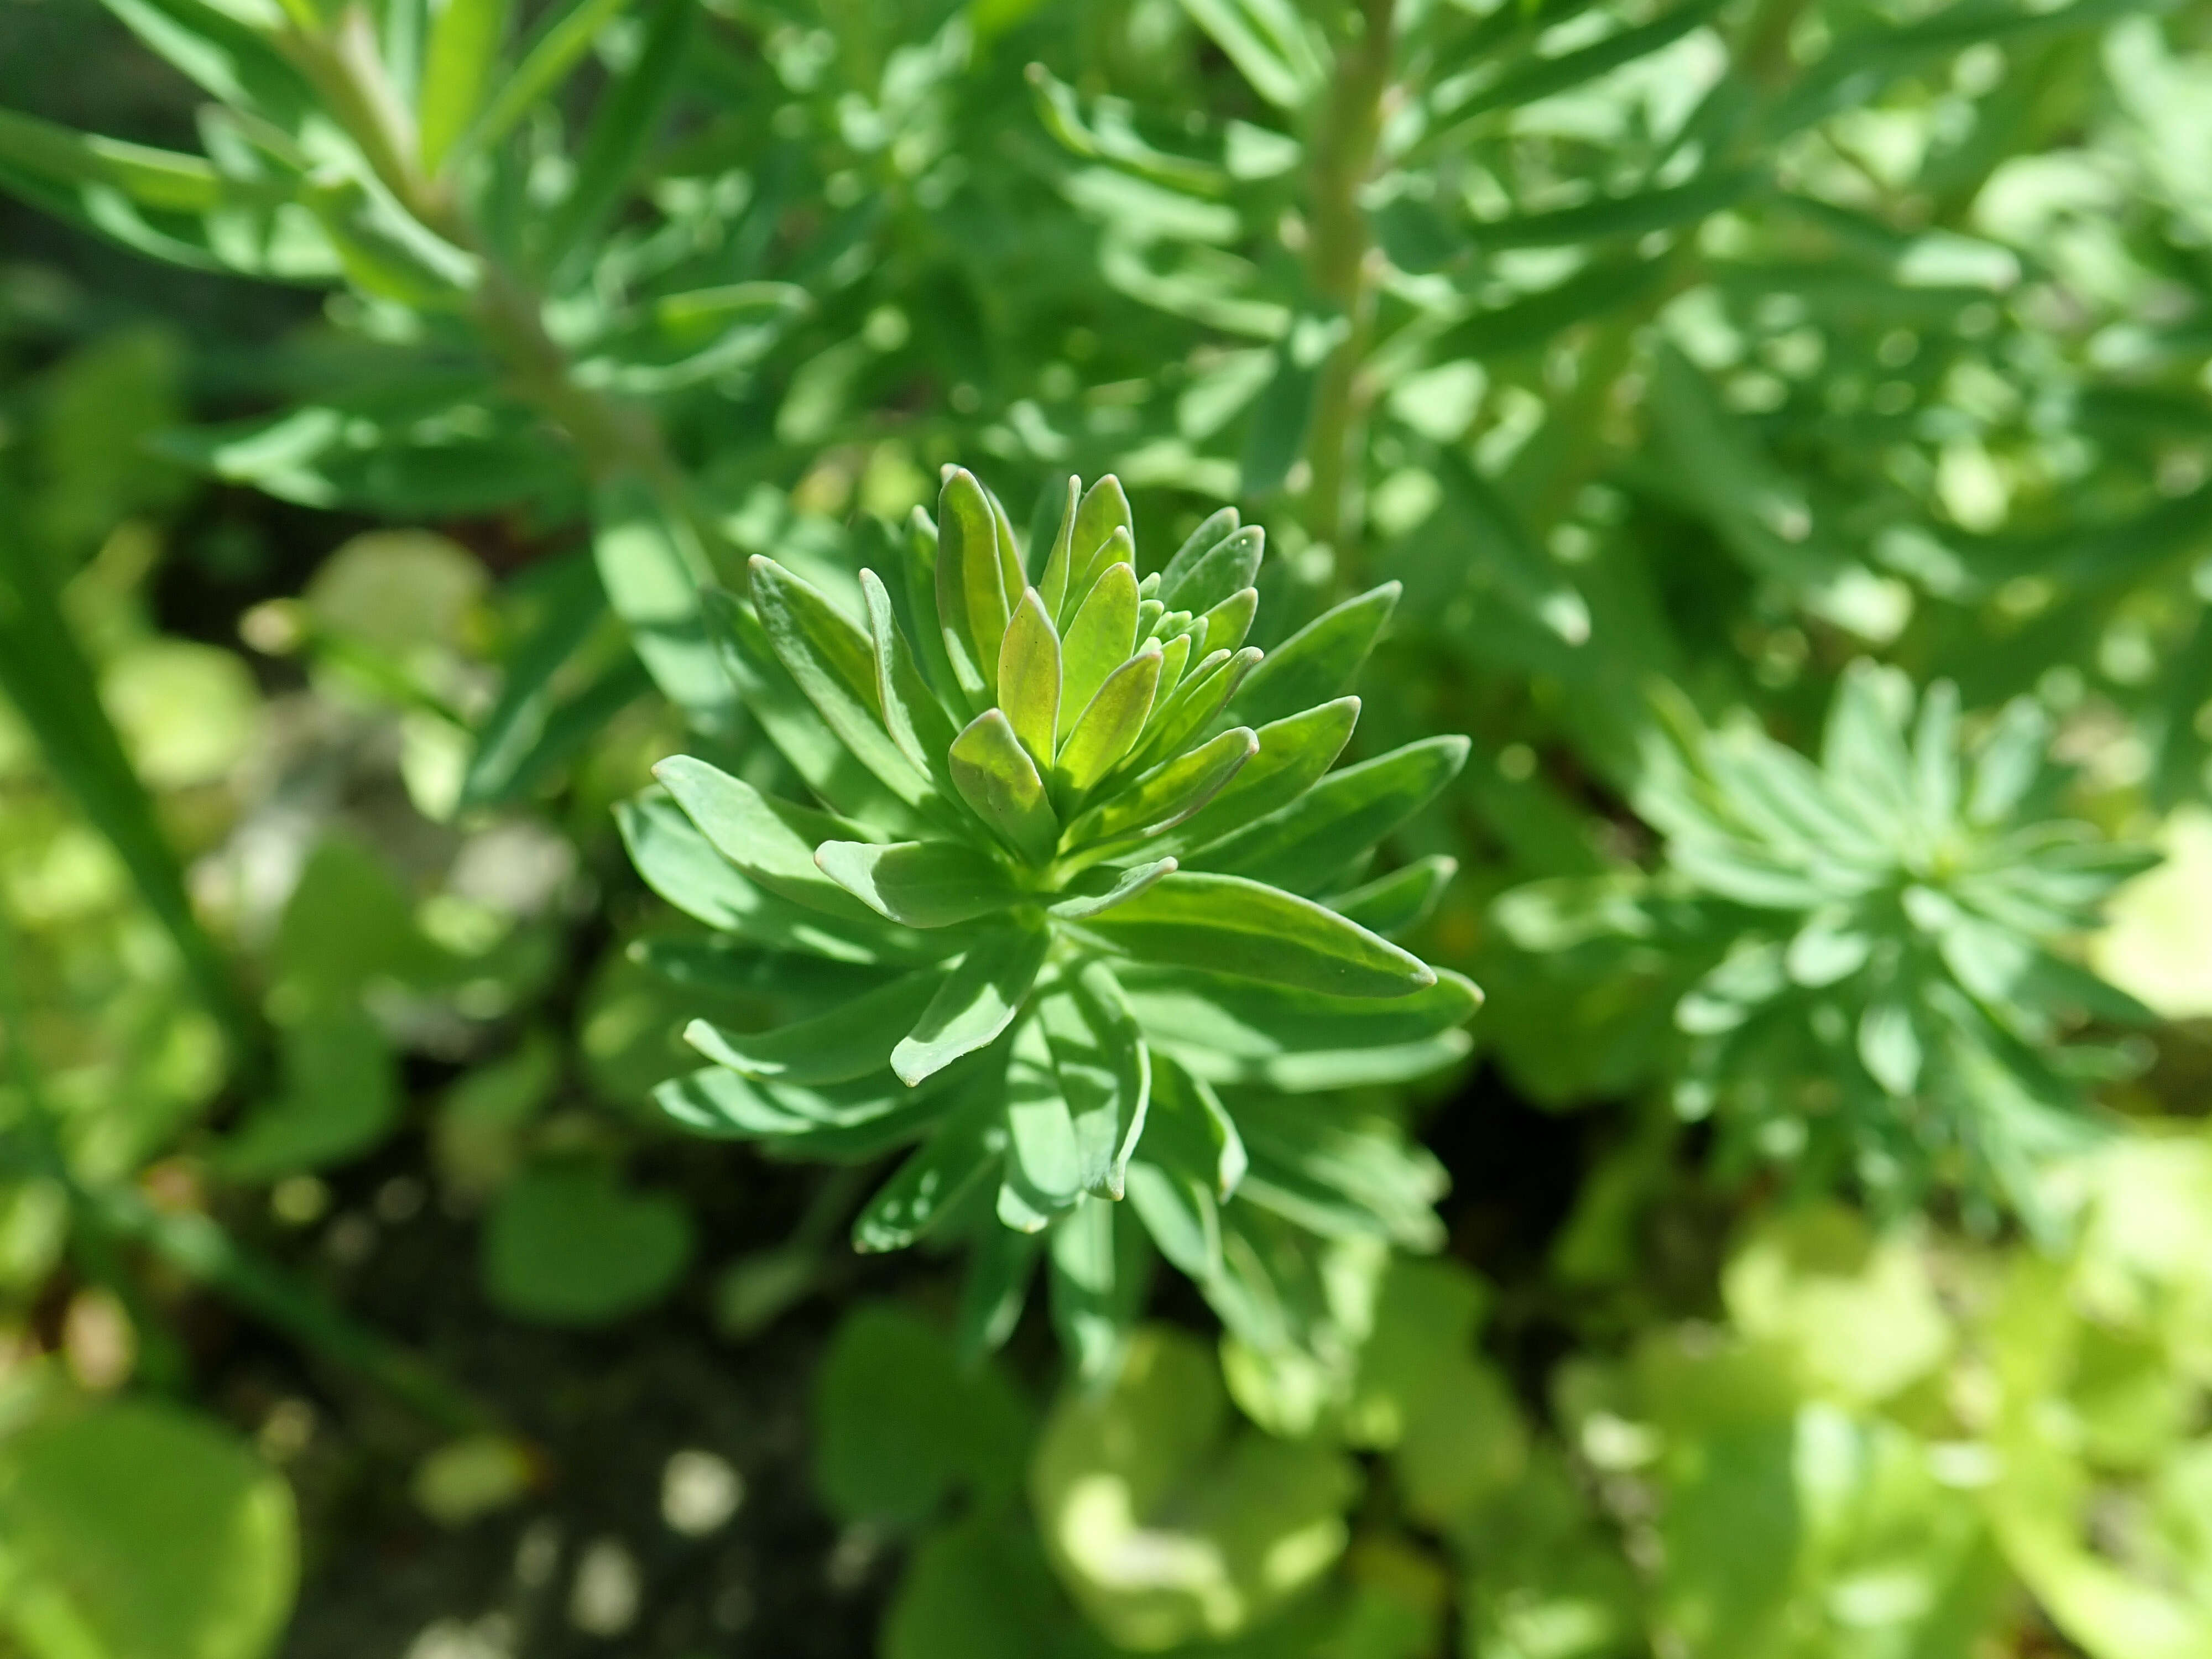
[1047,1192,1137,1380]
[592,477,739,735]
[1126,1156,1220,1280]
[854,1096,1006,1250]
[303,180,468,305]
[461,552,608,808]
[902,506,966,711]
[1047,857,1180,920]
[467,0,633,156]
[1076,871,1438,998]
[1063,726,1258,852]
[1034,473,1080,617]
[1240,332,1327,496]
[628,937,884,1003]
[936,468,1008,703]
[749,557,878,711]
[1202,735,1472,891]
[893,926,1051,1085]
[1158,507,1239,597]
[658,1063,959,1154]
[997,587,1062,767]
[1056,644,1164,799]
[1821,660,1917,823]
[468,652,650,808]
[1056,961,1150,1199]
[654,754,880,922]
[0,107,316,279]
[1057,562,1140,740]
[1236,1103,1447,1250]
[1136,594,1166,644]
[816,840,1025,928]
[949,709,1061,864]
[0,527,253,1055]
[1144,1057,1245,1199]
[1227,582,1397,729]
[684,969,950,1085]
[1119,964,1481,1092]
[1468,168,1757,252]
[1139,644,1228,737]
[1325,855,1457,938]
[1179,0,1324,108]
[858,568,961,794]
[1858,1000,1922,1096]
[957,1223,1040,1359]
[539,0,695,271]
[1154,697,1359,860]
[1026,62,1228,195]
[1912,679,1962,832]
[97,0,319,121]
[1000,1018,1083,1228]
[1126,645,1261,775]
[1968,697,2049,826]
[1067,526,1136,629]
[1067,476,1133,602]
[703,588,916,829]
[988,488,1029,627]
[749,556,937,811]
[417,0,512,172]
[384,0,426,103]
[615,793,938,963]
[1192,587,1258,658]
[1158,524,1262,615]
[1152,633,1194,703]
[1423,0,1722,141]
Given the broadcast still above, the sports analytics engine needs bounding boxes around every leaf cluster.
[634,467,1477,1374]
[1499,661,2154,1227]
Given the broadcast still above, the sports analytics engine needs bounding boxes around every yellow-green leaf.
[1057,644,1164,800]
[1077,871,1437,998]
[950,708,1061,864]
[816,839,1025,928]
[1059,562,1140,741]
[893,926,1051,1084]
[997,586,1062,768]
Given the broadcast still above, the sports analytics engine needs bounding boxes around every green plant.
[7,0,2212,1652]
[633,467,1478,1376]
[1498,662,2153,1227]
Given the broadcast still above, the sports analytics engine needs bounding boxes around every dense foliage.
[1,0,2210,1653]
[638,466,1477,1380]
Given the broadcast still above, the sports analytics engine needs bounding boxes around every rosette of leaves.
[1528,662,2154,1229]
[619,468,1479,1374]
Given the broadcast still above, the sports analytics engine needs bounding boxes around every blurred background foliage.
[1,0,2211,1652]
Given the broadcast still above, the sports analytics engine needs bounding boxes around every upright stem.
[304,19,687,507]
[471,267,679,489]
[1300,0,1396,583]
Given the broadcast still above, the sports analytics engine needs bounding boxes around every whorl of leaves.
[1507,661,2153,1233]
[620,468,1480,1373]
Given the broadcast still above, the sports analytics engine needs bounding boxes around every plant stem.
[1300,0,1397,586]
[300,15,690,510]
